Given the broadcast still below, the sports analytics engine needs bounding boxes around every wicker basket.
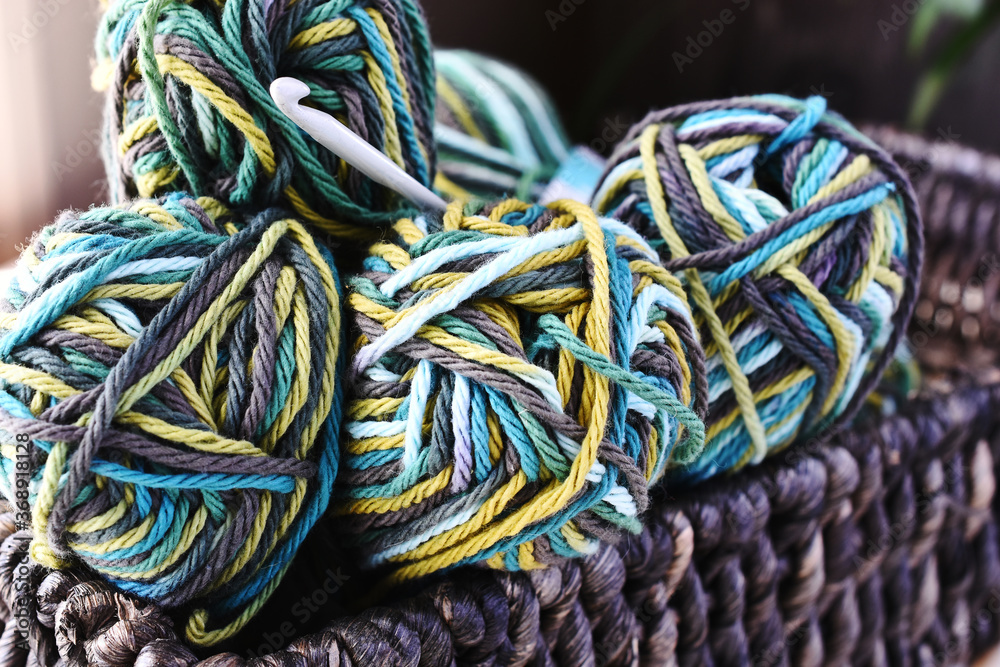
[1,128,999,667]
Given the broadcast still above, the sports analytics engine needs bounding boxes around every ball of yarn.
[0,194,344,646]
[94,0,436,236]
[434,50,572,201]
[592,95,923,482]
[339,199,707,581]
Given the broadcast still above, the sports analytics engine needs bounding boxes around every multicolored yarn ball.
[593,95,923,482]
[434,50,572,201]
[0,194,344,646]
[339,199,707,581]
[94,0,436,237]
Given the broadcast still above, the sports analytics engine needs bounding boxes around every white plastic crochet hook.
[270,77,448,213]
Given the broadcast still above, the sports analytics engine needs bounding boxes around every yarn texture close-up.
[94,0,437,236]
[593,95,923,482]
[17,0,1000,659]
[339,199,707,581]
[0,195,344,647]
[434,50,572,202]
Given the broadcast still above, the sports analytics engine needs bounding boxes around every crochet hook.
[270,77,448,213]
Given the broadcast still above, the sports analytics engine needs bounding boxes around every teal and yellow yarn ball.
[339,199,707,581]
[434,50,572,201]
[95,0,436,237]
[0,194,344,646]
[593,95,923,482]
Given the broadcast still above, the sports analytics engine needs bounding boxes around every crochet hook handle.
[270,77,448,213]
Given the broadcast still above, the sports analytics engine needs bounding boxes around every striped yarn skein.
[339,199,707,581]
[0,195,344,647]
[94,0,436,237]
[434,50,572,201]
[593,95,923,482]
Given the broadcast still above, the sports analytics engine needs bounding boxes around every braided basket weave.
[2,128,1000,666]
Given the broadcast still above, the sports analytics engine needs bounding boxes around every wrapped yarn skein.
[0,195,344,646]
[593,95,923,482]
[94,0,436,236]
[339,199,708,581]
[435,50,592,202]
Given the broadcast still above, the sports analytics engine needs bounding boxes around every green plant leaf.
[907,0,1000,129]
[908,0,985,55]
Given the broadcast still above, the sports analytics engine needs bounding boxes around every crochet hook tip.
[270,77,312,112]
[270,77,448,214]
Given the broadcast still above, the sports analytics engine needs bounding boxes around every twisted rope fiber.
[865,125,1000,361]
[0,382,998,665]
[339,198,708,582]
[593,95,923,482]
[434,50,572,202]
[0,194,345,647]
[0,127,986,667]
[94,0,436,237]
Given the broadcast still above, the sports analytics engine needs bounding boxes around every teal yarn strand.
[0,194,345,646]
[337,199,708,581]
[95,0,436,237]
[434,50,574,201]
[592,95,923,482]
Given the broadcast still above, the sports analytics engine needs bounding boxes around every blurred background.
[1,0,1000,265]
